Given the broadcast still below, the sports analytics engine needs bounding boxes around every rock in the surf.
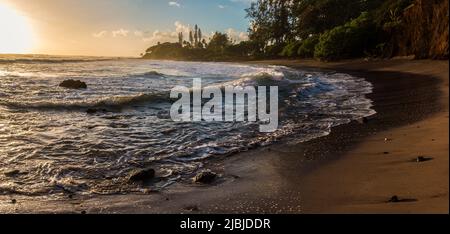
[357,117,369,124]
[86,108,109,114]
[4,169,21,177]
[128,168,155,183]
[59,79,87,89]
[86,108,98,114]
[193,170,217,184]
[143,71,165,77]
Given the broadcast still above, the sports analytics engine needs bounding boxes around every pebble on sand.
[183,205,199,211]
[416,156,433,162]
[388,195,400,203]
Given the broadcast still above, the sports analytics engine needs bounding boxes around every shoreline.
[0,58,447,214]
[256,59,449,213]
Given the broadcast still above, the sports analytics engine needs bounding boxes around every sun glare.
[0,3,35,54]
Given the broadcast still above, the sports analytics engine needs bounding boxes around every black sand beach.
[1,58,448,214]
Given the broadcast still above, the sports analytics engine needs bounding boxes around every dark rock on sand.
[11,199,16,204]
[416,156,433,162]
[193,170,217,184]
[388,195,400,203]
[183,205,199,212]
[388,195,418,203]
[128,168,155,183]
[59,79,87,89]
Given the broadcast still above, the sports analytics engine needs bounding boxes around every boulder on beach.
[193,170,217,184]
[59,79,87,89]
[128,168,155,183]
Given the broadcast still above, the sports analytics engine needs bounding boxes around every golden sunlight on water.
[0,3,35,54]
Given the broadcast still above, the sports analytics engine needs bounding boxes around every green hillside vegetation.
[142,0,448,61]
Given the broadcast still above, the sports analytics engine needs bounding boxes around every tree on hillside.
[291,0,383,39]
[246,0,272,54]
[207,32,231,54]
[246,0,293,55]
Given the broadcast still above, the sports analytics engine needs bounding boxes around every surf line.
[170,78,279,132]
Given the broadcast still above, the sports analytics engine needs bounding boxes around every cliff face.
[396,0,449,59]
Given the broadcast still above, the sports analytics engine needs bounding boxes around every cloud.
[112,29,129,37]
[218,5,226,9]
[141,21,249,46]
[174,21,190,34]
[226,28,249,42]
[143,30,178,43]
[92,30,108,38]
[134,30,144,37]
[168,1,181,7]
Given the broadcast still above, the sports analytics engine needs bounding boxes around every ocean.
[0,54,375,196]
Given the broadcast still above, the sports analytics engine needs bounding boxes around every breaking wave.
[0,92,170,111]
[0,57,376,196]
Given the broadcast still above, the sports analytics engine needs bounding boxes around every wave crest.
[0,92,170,111]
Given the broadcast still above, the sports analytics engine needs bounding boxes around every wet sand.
[261,59,449,213]
[1,58,448,214]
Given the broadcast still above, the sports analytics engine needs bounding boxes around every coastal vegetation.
[142,0,448,61]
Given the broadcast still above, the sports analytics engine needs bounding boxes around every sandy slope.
[264,59,449,213]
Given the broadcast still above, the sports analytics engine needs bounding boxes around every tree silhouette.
[189,30,194,47]
[178,32,183,45]
[198,28,203,47]
[194,25,199,47]
[207,32,231,54]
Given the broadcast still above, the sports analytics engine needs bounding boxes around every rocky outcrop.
[396,0,449,59]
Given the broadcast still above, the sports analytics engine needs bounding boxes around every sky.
[0,0,254,57]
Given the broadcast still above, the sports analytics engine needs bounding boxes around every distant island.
[142,0,448,61]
